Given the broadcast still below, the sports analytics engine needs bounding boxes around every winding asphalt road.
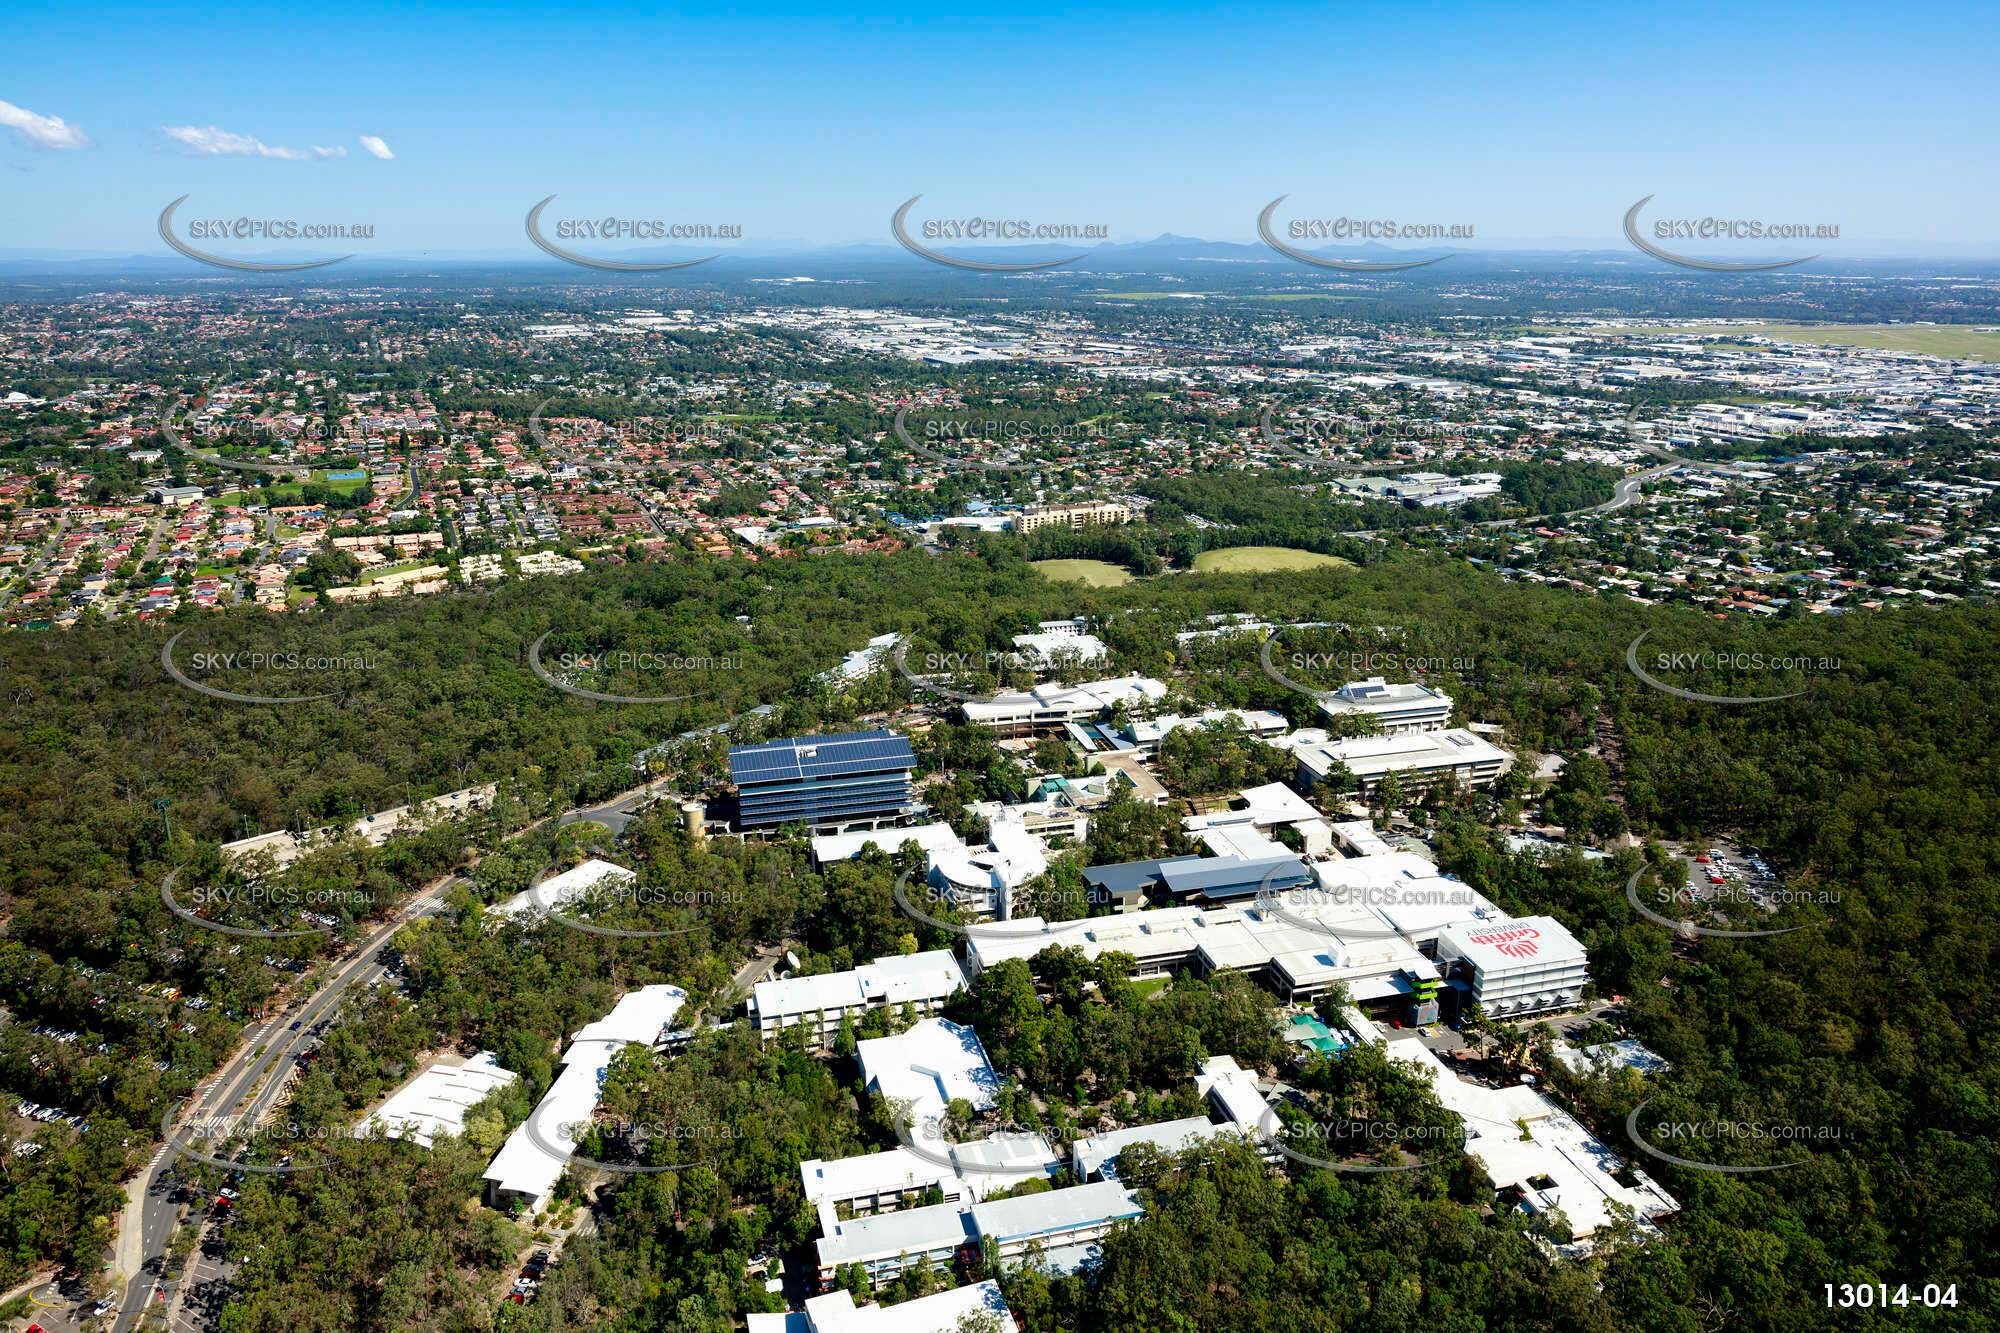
[110,884,449,1333]
[104,740,746,1333]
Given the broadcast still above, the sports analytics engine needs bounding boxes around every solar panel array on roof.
[730,729,914,784]
[729,729,916,829]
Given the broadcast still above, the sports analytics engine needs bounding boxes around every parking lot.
[1664,836,1786,912]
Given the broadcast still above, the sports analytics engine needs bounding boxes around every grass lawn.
[1130,977,1171,999]
[1192,546,1354,574]
[1031,558,1135,587]
[359,558,432,584]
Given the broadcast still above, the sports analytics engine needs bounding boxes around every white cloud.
[163,125,341,161]
[0,99,90,150]
[357,135,394,160]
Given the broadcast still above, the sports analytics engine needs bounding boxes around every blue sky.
[3,0,1996,257]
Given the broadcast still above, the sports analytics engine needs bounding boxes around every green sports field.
[1031,558,1135,587]
[1192,546,1353,574]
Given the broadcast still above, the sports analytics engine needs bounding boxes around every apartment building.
[1012,500,1131,534]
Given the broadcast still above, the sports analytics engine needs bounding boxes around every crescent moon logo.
[891,195,1084,272]
[1257,196,1451,272]
[525,195,717,272]
[158,195,352,272]
[1625,629,1808,705]
[1623,196,1816,272]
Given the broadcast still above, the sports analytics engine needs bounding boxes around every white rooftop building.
[750,951,966,1045]
[1328,818,1394,858]
[483,984,687,1212]
[488,857,633,921]
[1309,851,1509,951]
[798,1146,967,1235]
[1553,1038,1671,1078]
[1122,708,1289,756]
[1071,1115,1241,1181]
[809,1176,1148,1288]
[1182,781,1333,858]
[358,1051,519,1149]
[962,892,1440,1004]
[1294,728,1513,795]
[960,675,1168,735]
[748,1280,1012,1333]
[1387,1040,1677,1251]
[1195,1054,1275,1132]
[810,822,965,868]
[857,1018,1001,1132]
[1012,619,1108,670]
[1435,916,1590,1017]
[926,816,1050,920]
[1315,677,1454,734]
